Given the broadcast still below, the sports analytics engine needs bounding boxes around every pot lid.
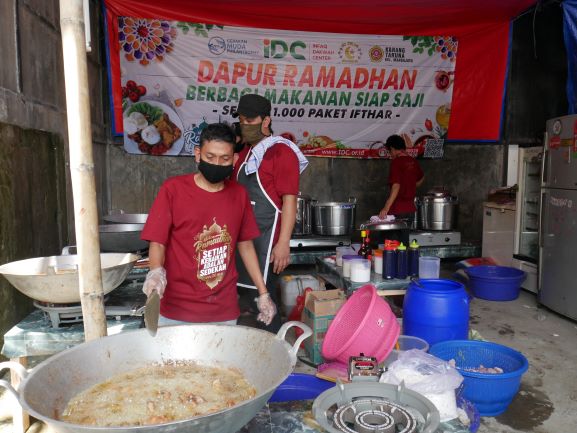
[426,186,452,198]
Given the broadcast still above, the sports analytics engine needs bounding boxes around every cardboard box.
[301,289,346,364]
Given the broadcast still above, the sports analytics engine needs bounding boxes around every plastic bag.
[380,349,463,394]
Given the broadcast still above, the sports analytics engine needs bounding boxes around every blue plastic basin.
[268,373,334,402]
[465,265,526,301]
[430,340,529,416]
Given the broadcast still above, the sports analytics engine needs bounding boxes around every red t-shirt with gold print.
[141,174,259,322]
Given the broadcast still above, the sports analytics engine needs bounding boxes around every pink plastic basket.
[321,284,400,364]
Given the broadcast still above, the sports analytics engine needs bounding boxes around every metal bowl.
[0,253,140,303]
[99,224,148,252]
[102,213,148,224]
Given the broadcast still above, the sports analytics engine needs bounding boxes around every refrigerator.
[539,115,577,320]
[512,146,542,293]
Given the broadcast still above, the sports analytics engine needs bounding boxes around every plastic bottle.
[383,245,397,279]
[408,240,420,277]
[396,242,408,279]
[373,249,383,274]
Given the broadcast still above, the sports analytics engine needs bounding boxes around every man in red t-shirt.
[140,123,276,326]
[379,134,424,224]
[232,94,308,332]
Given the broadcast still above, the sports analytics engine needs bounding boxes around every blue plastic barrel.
[403,279,469,346]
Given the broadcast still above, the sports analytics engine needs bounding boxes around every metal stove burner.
[290,235,351,248]
[33,277,147,328]
[313,382,440,433]
[333,398,418,433]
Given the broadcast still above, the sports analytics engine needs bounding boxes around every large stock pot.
[312,198,357,236]
[417,187,459,231]
[0,322,311,433]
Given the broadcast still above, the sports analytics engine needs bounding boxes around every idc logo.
[264,39,306,60]
[208,37,226,55]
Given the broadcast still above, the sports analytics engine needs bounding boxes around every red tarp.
[103,0,537,141]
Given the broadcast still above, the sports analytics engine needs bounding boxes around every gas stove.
[409,230,461,247]
[290,235,351,249]
[312,381,440,433]
[33,270,147,328]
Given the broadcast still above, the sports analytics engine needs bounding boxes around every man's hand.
[256,292,277,325]
[142,267,167,298]
[270,240,290,274]
[378,207,389,219]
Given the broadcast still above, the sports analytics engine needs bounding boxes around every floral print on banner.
[404,36,458,62]
[118,17,177,66]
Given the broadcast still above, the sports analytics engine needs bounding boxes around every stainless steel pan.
[103,213,148,224]
[99,224,148,252]
[0,321,312,433]
[0,252,140,303]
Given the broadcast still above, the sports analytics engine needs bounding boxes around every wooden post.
[59,0,107,340]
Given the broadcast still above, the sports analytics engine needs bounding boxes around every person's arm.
[142,241,167,297]
[270,194,297,274]
[379,183,401,218]
[416,175,425,188]
[148,241,166,269]
[236,240,269,295]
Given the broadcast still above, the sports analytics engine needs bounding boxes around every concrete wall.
[0,0,109,356]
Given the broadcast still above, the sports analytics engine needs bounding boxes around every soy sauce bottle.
[408,240,420,277]
[396,242,408,279]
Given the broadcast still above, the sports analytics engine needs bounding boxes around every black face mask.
[198,159,233,184]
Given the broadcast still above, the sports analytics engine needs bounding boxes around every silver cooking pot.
[99,224,148,252]
[0,251,140,303]
[293,192,313,236]
[417,187,459,231]
[312,198,356,236]
[0,322,311,433]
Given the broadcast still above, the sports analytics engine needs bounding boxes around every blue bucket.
[403,279,469,346]
[465,266,526,301]
[268,373,334,402]
[430,340,529,416]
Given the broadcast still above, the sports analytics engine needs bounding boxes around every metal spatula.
[144,290,160,336]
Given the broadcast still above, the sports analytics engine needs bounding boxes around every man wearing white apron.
[233,94,309,332]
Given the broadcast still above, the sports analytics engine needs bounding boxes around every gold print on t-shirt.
[194,219,232,289]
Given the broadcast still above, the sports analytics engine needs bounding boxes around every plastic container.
[280,274,320,315]
[342,255,363,278]
[396,243,408,279]
[403,279,469,346]
[321,284,400,364]
[335,246,355,267]
[373,249,383,274]
[268,373,334,402]
[465,265,526,301]
[383,335,429,366]
[383,246,397,279]
[350,259,371,282]
[419,256,440,279]
[408,240,420,277]
[430,340,529,416]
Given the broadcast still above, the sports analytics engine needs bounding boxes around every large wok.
[99,224,148,252]
[0,252,140,303]
[0,322,312,433]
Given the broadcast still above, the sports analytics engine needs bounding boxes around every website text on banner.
[116,20,455,159]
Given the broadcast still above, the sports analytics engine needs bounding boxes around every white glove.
[143,267,167,298]
[256,292,277,326]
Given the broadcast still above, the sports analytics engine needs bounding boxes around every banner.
[116,19,456,158]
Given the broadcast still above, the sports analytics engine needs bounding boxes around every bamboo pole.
[60,0,107,340]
